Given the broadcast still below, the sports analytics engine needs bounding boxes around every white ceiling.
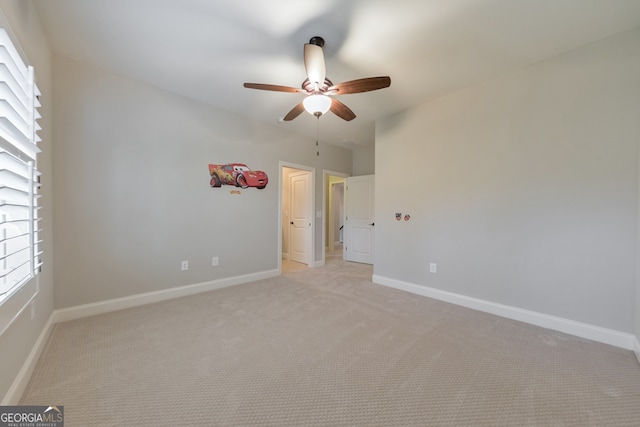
[32,0,640,148]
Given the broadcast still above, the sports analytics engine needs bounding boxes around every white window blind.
[0,26,42,305]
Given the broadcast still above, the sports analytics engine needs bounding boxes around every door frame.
[278,161,315,274]
[322,170,349,265]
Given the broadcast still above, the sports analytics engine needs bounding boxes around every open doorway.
[279,162,315,274]
[322,170,348,264]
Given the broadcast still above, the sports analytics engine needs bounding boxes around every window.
[0,25,42,308]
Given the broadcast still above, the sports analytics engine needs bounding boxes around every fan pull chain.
[316,116,320,156]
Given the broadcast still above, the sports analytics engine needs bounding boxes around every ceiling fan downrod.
[309,36,325,48]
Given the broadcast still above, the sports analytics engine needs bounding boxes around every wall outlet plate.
[212,257,219,266]
[430,263,437,273]
[181,261,188,271]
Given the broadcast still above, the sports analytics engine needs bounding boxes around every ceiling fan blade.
[329,76,391,94]
[243,83,303,93]
[304,43,326,89]
[283,102,306,121]
[330,98,356,121]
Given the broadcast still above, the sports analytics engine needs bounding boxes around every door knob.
[290,221,294,225]
[369,222,375,226]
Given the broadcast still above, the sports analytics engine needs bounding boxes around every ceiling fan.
[243,36,391,122]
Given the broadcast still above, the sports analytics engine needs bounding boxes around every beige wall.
[376,29,640,336]
[52,56,352,309]
[0,0,54,402]
[352,144,375,176]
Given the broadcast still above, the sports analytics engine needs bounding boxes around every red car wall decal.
[208,163,268,189]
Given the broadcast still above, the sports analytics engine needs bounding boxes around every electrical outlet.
[430,263,437,273]
[212,257,219,266]
[181,261,189,271]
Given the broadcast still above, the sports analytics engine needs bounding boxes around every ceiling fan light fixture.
[303,94,331,117]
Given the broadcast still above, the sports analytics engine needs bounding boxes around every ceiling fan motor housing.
[302,77,333,93]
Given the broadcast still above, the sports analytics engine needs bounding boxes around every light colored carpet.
[20,258,640,426]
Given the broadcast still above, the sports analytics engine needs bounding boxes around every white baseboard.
[2,312,56,405]
[373,274,636,351]
[55,269,279,323]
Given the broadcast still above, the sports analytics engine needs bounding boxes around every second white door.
[344,174,375,264]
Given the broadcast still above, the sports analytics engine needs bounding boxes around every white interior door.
[344,175,375,264]
[290,171,311,264]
